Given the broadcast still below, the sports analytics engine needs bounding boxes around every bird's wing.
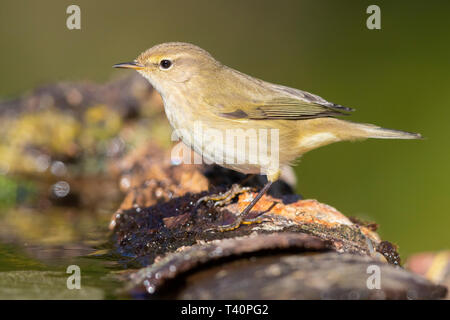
[212,83,354,121]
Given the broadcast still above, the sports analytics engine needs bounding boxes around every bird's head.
[114,42,220,94]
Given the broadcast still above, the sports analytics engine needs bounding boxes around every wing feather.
[219,96,352,120]
[207,69,354,120]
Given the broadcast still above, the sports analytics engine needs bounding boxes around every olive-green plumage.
[114,42,421,182]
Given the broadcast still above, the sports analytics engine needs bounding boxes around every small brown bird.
[114,42,421,231]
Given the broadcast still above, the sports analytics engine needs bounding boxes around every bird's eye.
[160,59,172,69]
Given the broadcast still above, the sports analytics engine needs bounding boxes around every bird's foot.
[200,181,274,233]
[196,184,251,208]
[214,214,265,232]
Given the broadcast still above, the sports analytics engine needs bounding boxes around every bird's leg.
[216,180,273,232]
[196,183,251,208]
[239,174,256,185]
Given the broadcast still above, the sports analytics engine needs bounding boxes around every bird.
[114,42,421,231]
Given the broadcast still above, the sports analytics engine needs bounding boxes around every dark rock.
[109,143,447,299]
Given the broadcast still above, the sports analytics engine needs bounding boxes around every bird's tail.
[352,122,422,140]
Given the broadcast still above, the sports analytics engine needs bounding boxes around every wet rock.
[111,143,387,264]
[112,187,392,265]
[126,233,329,297]
[108,142,448,299]
[128,249,446,300]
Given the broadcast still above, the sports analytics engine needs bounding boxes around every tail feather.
[355,123,422,140]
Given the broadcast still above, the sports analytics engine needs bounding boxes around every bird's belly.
[166,116,278,175]
[187,122,271,174]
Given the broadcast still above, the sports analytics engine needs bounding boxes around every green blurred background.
[0,0,448,257]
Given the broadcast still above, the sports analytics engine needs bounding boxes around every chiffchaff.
[114,42,421,231]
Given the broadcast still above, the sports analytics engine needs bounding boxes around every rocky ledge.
[110,142,447,299]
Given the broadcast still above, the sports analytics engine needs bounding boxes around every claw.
[196,184,251,208]
[211,215,266,232]
[200,181,274,233]
[216,216,244,232]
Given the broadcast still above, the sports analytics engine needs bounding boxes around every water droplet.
[147,285,155,294]
[52,181,70,197]
[35,154,50,172]
[50,161,67,176]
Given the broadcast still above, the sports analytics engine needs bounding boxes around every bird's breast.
[161,90,192,130]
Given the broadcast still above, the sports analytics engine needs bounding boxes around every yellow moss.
[0,109,82,173]
[3,109,81,155]
[0,103,171,174]
[80,105,123,150]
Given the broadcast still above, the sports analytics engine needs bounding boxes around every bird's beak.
[113,61,145,70]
